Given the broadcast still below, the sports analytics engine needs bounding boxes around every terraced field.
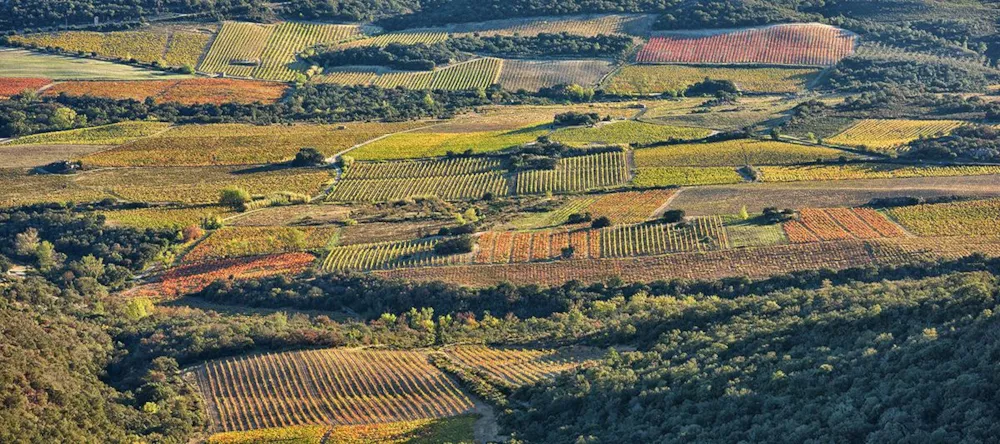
[194,348,475,432]
[199,21,360,80]
[82,122,425,166]
[634,139,858,167]
[638,23,856,66]
[825,119,964,153]
[498,59,615,92]
[602,65,821,95]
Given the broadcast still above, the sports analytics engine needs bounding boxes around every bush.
[181,224,204,243]
[763,207,798,223]
[662,209,686,223]
[219,187,251,211]
[434,236,474,255]
[591,216,612,228]
[554,111,600,127]
[292,147,326,166]
[685,78,739,96]
[566,212,592,224]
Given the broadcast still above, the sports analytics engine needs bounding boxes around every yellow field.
[194,348,475,432]
[206,416,476,444]
[183,225,337,262]
[351,124,548,160]
[7,121,170,146]
[334,32,449,49]
[101,206,232,229]
[442,345,597,387]
[634,139,858,167]
[825,119,964,153]
[759,164,1000,182]
[199,21,360,80]
[887,199,1000,236]
[550,120,712,147]
[633,167,744,187]
[82,122,426,166]
[425,14,655,37]
[516,151,631,194]
[498,59,614,92]
[73,166,330,204]
[602,65,821,95]
[9,28,212,67]
[0,169,109,208]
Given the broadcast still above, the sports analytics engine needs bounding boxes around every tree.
[662,209,686,223]
[34,240,57,272]
[14,228,40,257]
[739,205,750,220]
[49,106,77,129]
[292,147,326,166]
[219,186,251,211]
[591,216,612,228]
[70,255,105,280]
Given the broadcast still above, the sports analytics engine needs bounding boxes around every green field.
[8,121,171,145]
[634,139,859,167]
[351,124,549,160]
[0,49,193,80]
[550,120,712,147]
[633,167,744,187]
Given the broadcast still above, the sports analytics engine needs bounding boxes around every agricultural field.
[350,124,548,160]
[508,196,600,229]
[0,168,110,207]
[497,59,614,92]
[724,219,789,248]
[7,28,213,66]
[441,345,599,386]
[344,157,503,179]
[206,416,476,444]
[602,65,821,95]
[183,225,338,263]
[634,139,858,167]
[600,217,729,257]
[641,95,804,131]
[887,199,1000,236]
[0,48,193,80]
[72,166,330,204]
[637,23,856,66]
[44,78,288,105]
[474,228,601,263]
[633,167,744,187]
[100,205,232,229]
[0,144,112,168]
[584,189,676,224]
[0,77,50,98]
[420,14,656,37]
[825,119,964,153]
[334,32,449,49]
[199,21,360,80]
[227,204,351,227]
[7,121,170,145]
[82,122,425,166]
[330,171,508,202]
[193,348,475,432]
[125,253,316,300]
[783,208,907,243]
[550,120,712,147]
[515,151,630,194]
[759,164,1000,182]
[370,58,504,91]
[322,238,473,271]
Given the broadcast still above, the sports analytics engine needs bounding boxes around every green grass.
[509,196,598,229]
[724,218,789,248]
[633,167,744,187]
[351,124,549,160]
[0,49,193,80]
[550,120,711,147]
[8,121,171,145]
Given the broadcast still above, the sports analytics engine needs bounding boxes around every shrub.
[292,147,326,166]
[591,216,612,228]
[567,212,592,224]
[662,209,686,223]
[219,187,251,211]
[434,236,474,255]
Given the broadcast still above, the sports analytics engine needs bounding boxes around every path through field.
[473,399,506,443]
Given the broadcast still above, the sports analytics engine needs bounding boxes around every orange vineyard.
[784,208,906,243]
[43,78,288,105]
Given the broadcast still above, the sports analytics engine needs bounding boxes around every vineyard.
[100,206,231,229]
[330,171,508,202]
[125,253,316,300]
[334,32,449,49]
[601,217,729,257]
[0,48,191,80]
[7,121,170,145]
[322,238,473,271]
[585,189,675,224]
[509,196,600,229]
[44,78,288,105]
[427,14,655,37]
[497,59,614,92]
[783,208,906,243]
[634,139,857,167]
[441,345,598,386]
[825,119,964,152]
[550,121,712,147]
[199,21,360,80]
[9,28,212,67]
[371,58,504,91]
[183,226,337,263]
[633,167,744,187]
[474,228,601,263]
[887,199,1000,236]
[637,24,856,66]
[194,348,475,432]
[0,77,50,98]
[350,123,548,160]
[758,164,1000,182]
[82,122,424,166]
[725,220,789,248]
[343,157,502,179]
[207,416,476,444]
[73,166,330,204]
[602,65,820,95]
[515,151,630,194]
